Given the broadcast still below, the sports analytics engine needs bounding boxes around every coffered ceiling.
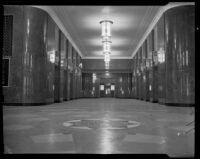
[33,3,194,59]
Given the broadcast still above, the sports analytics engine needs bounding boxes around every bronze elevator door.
[100,83,115,97]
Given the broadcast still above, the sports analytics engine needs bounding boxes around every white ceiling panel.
[50,6,161,58]
[33,3,195,59]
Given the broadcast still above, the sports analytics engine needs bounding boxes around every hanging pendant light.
[100,20,113,70]
[100,20,113,37]
[103,41,111,52]
[104,52,110,62]
[105,61,109,69]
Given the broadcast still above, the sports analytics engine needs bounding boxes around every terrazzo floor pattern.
[3,98,194,157]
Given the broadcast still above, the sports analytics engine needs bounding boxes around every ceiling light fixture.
[105,61,109,69]
[100,20,113,38]
[100,20,113,70]
[105,71,110,76]
[103,41,111,52]
[92,73,97,83]
[104,53,110,62]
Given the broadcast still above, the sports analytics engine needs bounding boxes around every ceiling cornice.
[31,5,83,58]
[82,56,133,59]
[131,2,195,59]
[31,3,194,60]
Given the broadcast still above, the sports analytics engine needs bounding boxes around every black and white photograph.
[2,2,196,158]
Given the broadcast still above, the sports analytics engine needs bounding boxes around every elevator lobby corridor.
[2,4,195,157]
[3,98,194,157]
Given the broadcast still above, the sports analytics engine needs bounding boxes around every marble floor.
[3,98,195,157]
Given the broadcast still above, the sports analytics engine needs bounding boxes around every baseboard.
[54,100,61,103]
[81,97,99,98]
[165,103,195,107]
[3,102,53,106]
[115,97,133,99]
[149,100,158,103]
[3,100,194,107]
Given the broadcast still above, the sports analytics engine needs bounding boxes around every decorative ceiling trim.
[82,70,132,73]
[32,3,194,60]
[60,7,89,57]
[82,56,133,59]
[31,5,83,58]
[126,6,154,58]
[131,2,195,58]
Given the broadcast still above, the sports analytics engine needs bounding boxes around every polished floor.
[3,98,194,157]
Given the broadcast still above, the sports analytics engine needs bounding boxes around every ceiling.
[34,3,194,59]
[51,6,161,59]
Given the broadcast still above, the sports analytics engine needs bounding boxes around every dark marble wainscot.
[164,5,195,105]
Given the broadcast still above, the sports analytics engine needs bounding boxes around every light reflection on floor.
[100,129,113,154]
[3,98,194,157]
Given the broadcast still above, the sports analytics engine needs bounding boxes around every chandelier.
[100,20,113,70]
[100,20,113,40]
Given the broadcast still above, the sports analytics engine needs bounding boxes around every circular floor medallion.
[63,118,140,130]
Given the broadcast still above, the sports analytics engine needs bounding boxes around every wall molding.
[31,3,194,60]
[131,2,195,58]
[31,5,83,58]
[82,69,132,73]
[82,56,133,59]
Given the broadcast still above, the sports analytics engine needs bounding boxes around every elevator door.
[100,83,115,97]
[70,72,73,99]
[54,65,60,102]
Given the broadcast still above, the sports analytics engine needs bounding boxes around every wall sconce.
[48,50,55,63]
[79,63,83,69]
[137,69,141,76]
[141,65,144,72]
[137,69,139,75]
[105,71,110,76]
[157,47,165,63]
[92,73,97,83]
[75,68,77,74]
[143,75,146,81]
[146,59,151,69]
[60,59,64,67]
[153,51,158,65]
[119,77,123,82]
[149,85,152,91]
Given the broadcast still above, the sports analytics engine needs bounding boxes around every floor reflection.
[3,98,194,156]
[100,129,113,154]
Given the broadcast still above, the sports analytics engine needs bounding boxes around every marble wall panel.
[63,38,68,101]
[156,15,166,103]
[22,7,51,103]
[152,29,159,102]
[164,5,195,105]
[3,6,24,104]
[46,15,57,103]
[54,29,61,102]
[3,6,82,105]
